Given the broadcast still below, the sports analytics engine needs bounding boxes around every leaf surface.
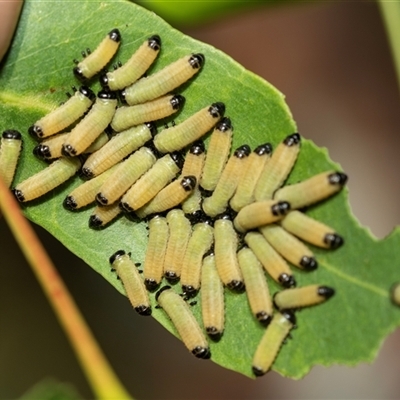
[1,0,399,379]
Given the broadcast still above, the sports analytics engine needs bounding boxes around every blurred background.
[1,1,400,398]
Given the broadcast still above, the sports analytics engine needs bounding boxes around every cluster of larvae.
[5,28,353,376]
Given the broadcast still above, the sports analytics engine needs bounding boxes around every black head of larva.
[206,327,222,342]
[109,249,126,265]
[108,28,121,42]
[234,144,251,158]
[135,305,152,316]
[3,129,21,140]
[278,273,296,288]
[12,189,25,202]
[33,144,51,160]
[89,215,104,229]
[324,233,344,249]
[96,192,109,206]
[164,271,180,284]
[252,366,266,377]
[300,256,318,271]
[216,116,232,132]
[81,167,94,179]
[145,278,160,292]
[155,285,172,301]
[62,144,77,157]
[271,201,291,217]
[254,142,273,156]
[99,73,109,88]
[282,310,297,326]
[209,102,225,119]
[328,172,348,186]
[181,176,197,192]
[79,85,95,100]
[170,94,185,110]
[192,346,211,360]
[189,140,205,155]
[317,286,335,299]
[144,122,157,138]
[73,66,85,81]
[148,34,161,50]
[227,280,245,293]
[170,151,185,169]
[256,311,272,327]
[119,201,134,213]
[28,125,43,139]
[98,89,117,100]
[189,53,205,69]
[284,132,301,147]
[215,212,232,221]
[182,285,198,298]
[63,195,78,211]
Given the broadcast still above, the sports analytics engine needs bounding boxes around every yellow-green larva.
[237,246,273,326]
[230,143,273,212]
[153,102,225,154]
[81,122,156,179]
[33,131,109,161]
[202,144,251,218]
[135,175,197,218]
[0,130,22,188]
[259,224,318,271]
[156,286,211,359]
[244,231,296,288]
[163,209,192,283]
[120,152,183,212]
[233,200,291,233]
[89,202,121,229]
[254,133,301,201]
[280,210,344,249]
[95,146,156,206]
[13,157,81,203]
[252,311,296,377]
[181,141,206,216]
[273,284,335,311]
[180,220,214,297]
[109,250,151,316]
[390,283,400,307]
[143,215,169,291]
[62,90,117,157]
[111,94,185,132]
[274,170,348,210]
[64,163,119,210]
[73,28,121,80]
[121,53,205,106]
[214,214,244,292]
[199,117,233,192]
[201,253,225,341]
[28,86,95,139]
[100,34,161,91]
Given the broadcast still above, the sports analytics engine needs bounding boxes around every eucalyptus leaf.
[1,0,399,380]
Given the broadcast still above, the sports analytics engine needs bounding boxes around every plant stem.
[0,177,133,400]
[379,0,400,92]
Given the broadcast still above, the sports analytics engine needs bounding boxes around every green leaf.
[19,378,82,400]
[1,0,400,380]
[136,0,278,27]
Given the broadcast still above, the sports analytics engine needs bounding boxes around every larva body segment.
[62,91,117,157]
[28,86,95,139]
[73,28,121,80]
[153,102,225,154]
[156,286,211,359]
[122,53,205,105]
[0,130,22,188]
[101,34,161,91]
[13,157,81,203]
